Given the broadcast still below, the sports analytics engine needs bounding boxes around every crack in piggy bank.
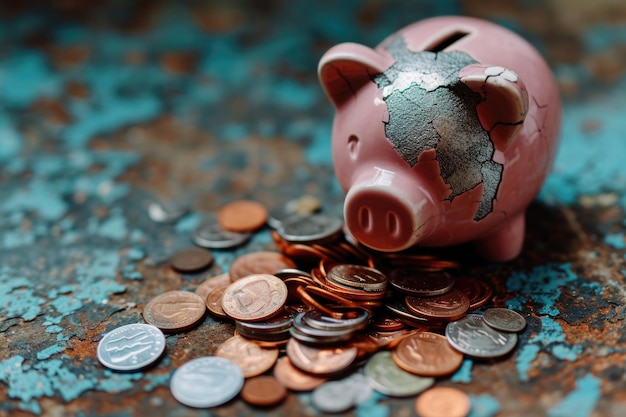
[373,37,502,220]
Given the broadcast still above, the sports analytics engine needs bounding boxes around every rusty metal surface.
[1,1,625,416]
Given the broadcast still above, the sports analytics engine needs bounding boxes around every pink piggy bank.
[319,16,561,262]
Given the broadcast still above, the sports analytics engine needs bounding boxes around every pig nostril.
[387,211,399,237]
[347,135,359,159]
[358,206,371,232]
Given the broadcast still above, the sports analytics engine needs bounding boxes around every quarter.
[97,323,166,371]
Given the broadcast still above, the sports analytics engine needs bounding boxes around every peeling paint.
[547,374,601,417]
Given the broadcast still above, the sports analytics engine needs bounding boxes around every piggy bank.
[318,16,560,262]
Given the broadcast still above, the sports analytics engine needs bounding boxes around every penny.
[97,323,166,371]
[392,332,463,377]
[170,356,244,408]
[454,277,493,309]
[240,375,287,406]
[483,308,527,332]
[415,386,471,417]
[273,357,327,391]
[445,314,518,358]
[221,274,288,322]
[286,338,358,376]
[277,213,343,244]
[192,214,251,249]
[143,290,206,331]
[365,351,434,397]
[218,200,268,232]
[170,247,213,273]
[405,288,470,321]
[371,315,405,332]
[205,285,229,318]
[327,264,387,292]
[214,335,279,378]
[195,273,232,301]
[388,269,455,296]
[229,251,297,281]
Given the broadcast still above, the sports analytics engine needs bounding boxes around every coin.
[405,288,470,321]
[240,375,287,406]
[214,335,279,378]
[148,199,188,223]
[221,274,288,322]
[170,356,244,408]
[445,314,518,358]
[454,277,493,309]
[392,332,463,377]
[371,315,405,332]
[327,264,387,292]
[388,269,455,296]
[312,381,355,413]
[205,285,229,318]
[143,290,206,331]
[192,214,251,249]
[229,251,297,281]
[286,338,358,376]
[218,200,268,232]
[273,357,327,391]
[415,386,471,417]
[170,247,213,273]
[365,351,434,397]
[302,307,370,332]
[268,196,321,229]
[195,273,232,302]
[277,213,343,244]
[97,323,166,371]
[483,308,527,332]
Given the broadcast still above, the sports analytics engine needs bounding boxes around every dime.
[229,251,297,281]
[388,269,455,296]
[194,273,232,301]
[392,332,463,377]
[365,351,434,397]
[148,199,188,223]
[445,314,518,358]
[286,338,358,376]
[483,308,527,332]
[97,323,166,371]
[405,288,470,321]
[240,375,287,406]
[221,274,288,322]
[415,386,471,417]
[218,200,268,232]
[170,247,213,273]
[214,335,279,378]
[327,264,387,292]
[273,357,327,391]
[205,286,229,318]
[143,290,206,331]
[277,213,343,244]
[170,356,244,408]
[192,214,251,249]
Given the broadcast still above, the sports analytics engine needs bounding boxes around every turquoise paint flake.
[469,394,501,417]
[355,391,389,417]
[547,374,601,417]
[98,212,128,241]
[1,180,68,221]
[0,51,62,108]
[451,359,473,383]
[0,112,23,163]
[0,269,46,321]
[175,213,200,234]
[37,344,66,360]
[604,232,626,249]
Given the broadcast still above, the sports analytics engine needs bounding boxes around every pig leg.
[473,212,525,262]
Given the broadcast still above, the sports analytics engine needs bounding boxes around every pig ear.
[318,43,393,108]
[460,64,529,152]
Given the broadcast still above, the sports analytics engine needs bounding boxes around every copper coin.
[240,375,287,406]
[392,332,463,377]
[143,290,206,331]
[170,247,213,273]
[214,335,279,378]
[415,387,471,417]
[454,277,493,309]
[218,200,268,232]
[206,285,229,318]
[273,357,327,391]
[327,264,387,291]
[371,315,405,332]
[194,273,232,301]
[221,274,288,322]
[405,289,470,321]
[286,338,357,376]
[229,251,297,281]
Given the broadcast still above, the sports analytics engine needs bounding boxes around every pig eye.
[347,135,359,159]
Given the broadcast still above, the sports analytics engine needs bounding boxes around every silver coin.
[277,213,343,244]
[445,314,518,358]
[274,268,312,280]
[388,269,455,296]
[268,197,322,229]
[191,214,251,249]
[312,381,356,413]
[97,323,166,371]
[365,351,434,397]
[483,308,527,332]
[170,356,244,408]
[302,307,370,332]
[148,200,188,223]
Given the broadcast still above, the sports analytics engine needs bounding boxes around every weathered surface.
[0,1,625,416]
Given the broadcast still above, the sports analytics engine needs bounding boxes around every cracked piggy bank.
[319,16,561,262]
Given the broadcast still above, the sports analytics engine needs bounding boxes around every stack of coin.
[289,307,370,346]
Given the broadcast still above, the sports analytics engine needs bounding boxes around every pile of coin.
[96,197,529,415]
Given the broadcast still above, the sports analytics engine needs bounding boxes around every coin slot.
[358,206,372,232]
[386,211,399,237]
[347,134,359,159]
[424,31,470,52]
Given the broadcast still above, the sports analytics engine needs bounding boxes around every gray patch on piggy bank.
[373,37,502,221]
